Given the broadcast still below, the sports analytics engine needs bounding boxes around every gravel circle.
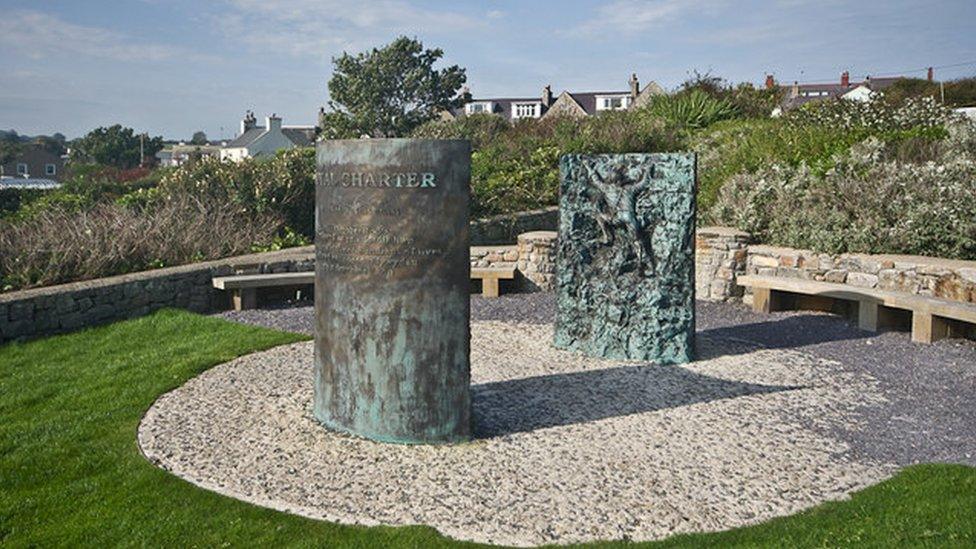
[218,295,976,467]
[140,320,894,546]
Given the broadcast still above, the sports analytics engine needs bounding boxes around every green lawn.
[1,309,973,548]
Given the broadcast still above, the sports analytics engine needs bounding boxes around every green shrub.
[642,90,738,129]
[785,95,960,131]
[710,122,976,260]
[158,148,316,237]
[411,113,511,149]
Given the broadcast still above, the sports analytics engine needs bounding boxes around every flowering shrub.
[786,95,961,132]
[711,122,976,259]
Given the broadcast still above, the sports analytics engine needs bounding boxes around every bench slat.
[212,272,314,290]
[471,267,516,280]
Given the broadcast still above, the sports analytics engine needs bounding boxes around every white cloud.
[575,0,726,35]
[218,0,482,57]
[0,10,215,63]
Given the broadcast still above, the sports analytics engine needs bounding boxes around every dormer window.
[466,102,493,115]
[512,102,541,119]
[596,95,631,111]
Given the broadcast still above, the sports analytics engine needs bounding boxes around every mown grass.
[1,309,973,547]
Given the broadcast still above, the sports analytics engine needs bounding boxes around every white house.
[219,111,315,162]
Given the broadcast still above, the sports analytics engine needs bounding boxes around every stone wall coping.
[748,244,976,270]
[518,231,558,239]
[697,226,751,238]
[748,244,819,256]
[471,244,517,254]
[0,245,315,304]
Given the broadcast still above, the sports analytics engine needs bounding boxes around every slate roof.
[564,91,631,115]
[225,126,314,149]
[779,77,904,110]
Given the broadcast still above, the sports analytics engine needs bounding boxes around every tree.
[190,131,208,145]
[320,36,467,138]
[70,125,163,169]
[0,132,21,167]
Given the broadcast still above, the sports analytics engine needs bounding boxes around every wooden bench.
[213,272,313,311]
[738,275,976,344]
[214,266,518,310]
[471,267,516,298]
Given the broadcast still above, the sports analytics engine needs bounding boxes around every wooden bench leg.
[859,301,880,331]
[482,278,500,298]
[232,288,258,311]
[912,312,950,344]
[752,287,786,314]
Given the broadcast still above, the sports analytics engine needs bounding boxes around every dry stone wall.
[0,247,314,344]
[5,223,973,344]
[745,245,976,305]
[696,227,751,302]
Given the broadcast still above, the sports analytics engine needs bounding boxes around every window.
[512,103,540,119]
[16,163,28,176]
[596,96,630,111]
[45,163,56,176]
[466,102,492,115]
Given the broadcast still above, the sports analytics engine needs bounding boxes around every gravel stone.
[141,319,894,546]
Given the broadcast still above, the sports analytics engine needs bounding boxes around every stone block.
[824,269,848,283]
[555,153,696,364]
[847,272,879,288]
[751,255,779,268]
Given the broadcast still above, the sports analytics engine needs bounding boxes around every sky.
[1,0,975,140]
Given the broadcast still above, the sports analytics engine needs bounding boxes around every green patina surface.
[555,153,697,364]
[314,139,472,445]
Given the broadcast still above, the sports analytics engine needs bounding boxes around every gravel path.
[140,314,905,546]
[217,294,976,467]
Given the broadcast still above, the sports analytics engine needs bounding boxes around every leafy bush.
[642,90,738,129]
[785,95,960,131]
[456,112,682,217]
[0,193,281,291]
[156,148,316,237]
[710,122,976,259]
[411,113,511,149]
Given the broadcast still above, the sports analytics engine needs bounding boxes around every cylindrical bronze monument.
[314,139,471,444]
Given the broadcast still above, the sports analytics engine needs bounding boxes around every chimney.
[240,110,256,134]
[764,74,775,89]
[791,81,799,98]
[629,73,640,100]
[841,71,850,87]
[266,113,282,133]
[927,67,934,82]
[542,84,553,107]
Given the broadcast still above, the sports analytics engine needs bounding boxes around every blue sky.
[1,0,974,139]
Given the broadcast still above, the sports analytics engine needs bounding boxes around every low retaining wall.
[7,224,970,344]
[0,247,315,344]
[1,232,562,344]
[695,227,976,307]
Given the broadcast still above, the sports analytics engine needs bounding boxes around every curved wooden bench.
[738,275,976,344]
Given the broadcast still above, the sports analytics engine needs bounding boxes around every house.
[219,111,315,162]
[447,74,665,122]
[156,141,226,168]
[0,145,65,182]
[769,71,906,113]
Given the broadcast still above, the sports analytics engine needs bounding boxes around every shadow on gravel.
[472,364,800,438]
[697,313,873,355]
